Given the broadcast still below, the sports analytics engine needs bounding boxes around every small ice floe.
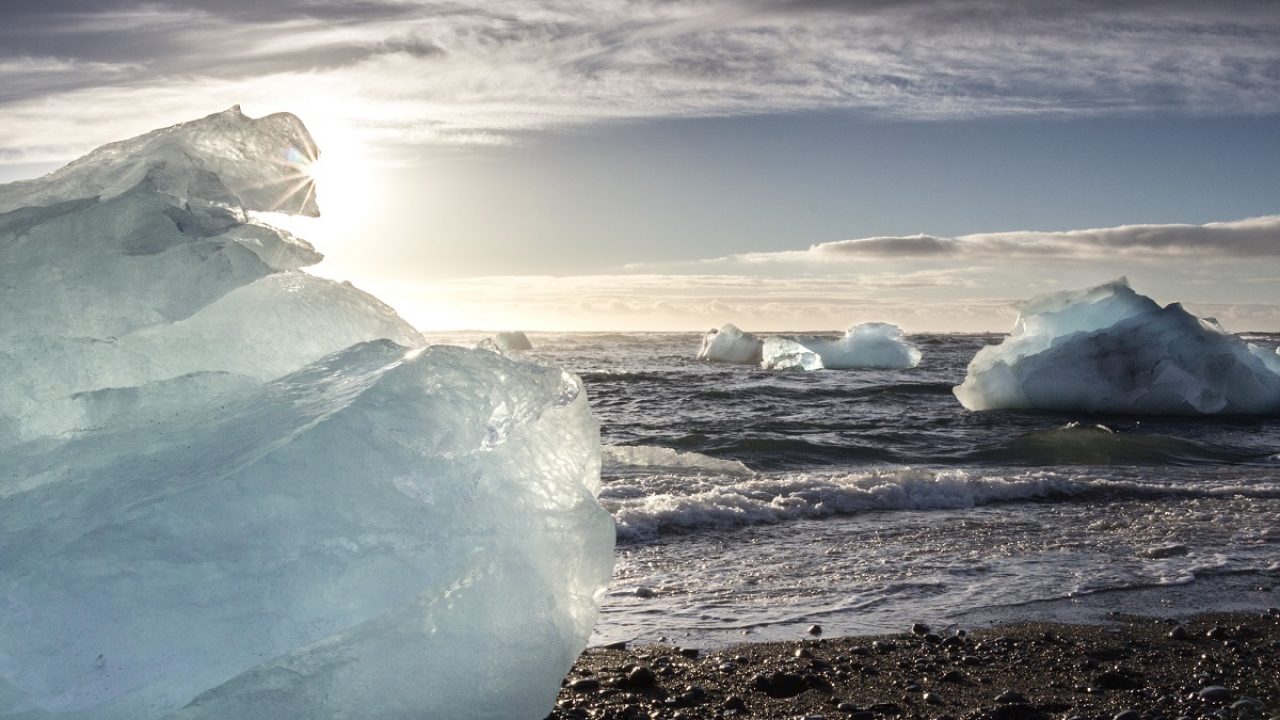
[696,323,764,364]
[761,322,922,371]
[477,330,533,353]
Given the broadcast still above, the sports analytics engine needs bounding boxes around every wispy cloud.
[1,0,1278,161]
[708,215,1280,265]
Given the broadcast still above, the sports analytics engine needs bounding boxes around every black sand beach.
[552,608,1280,720]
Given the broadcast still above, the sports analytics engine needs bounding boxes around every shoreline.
[558,571,1280,717]
[555,608,1280,719]
[590,570,1280,651]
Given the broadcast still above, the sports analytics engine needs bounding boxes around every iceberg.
[761,322,922,371]
[696,323,764,365]
[954,278,1280,415]
[477,330,533,353]
[0,108,614,719]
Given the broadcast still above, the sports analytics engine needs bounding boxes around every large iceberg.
[761,322,922,371]
[0,108,614,719]
[954,278,1280,415]
[696,323,764,364]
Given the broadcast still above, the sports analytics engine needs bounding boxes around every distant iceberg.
[954,278,1280,415]
[0,108,613,719]
[696,323,764,364]
[478,330,533,353]
[762,322,921,371]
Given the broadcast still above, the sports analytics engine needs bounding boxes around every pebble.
[633,587,656,599]
[912,623,931,635]
[678,647,699,659]
[602,640,628,650]
[752,671,807,699]
[808,624,823,636]
[795,647,813,659]
[1114,711,1140,720]
[1169,625,1188,641]
[872,640,896,653]
[568,678,600,692]
[985,704,1034,720]
[1198,685,1232,702]
[625,666,656,687]
[1232,697,1265,711]
[941,670,966,683]
[994,690,1028,704]
[1093,670,1143,690]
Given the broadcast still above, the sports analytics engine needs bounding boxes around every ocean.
[432,331,1280,646]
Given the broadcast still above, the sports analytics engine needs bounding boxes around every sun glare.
[301,136,377,220]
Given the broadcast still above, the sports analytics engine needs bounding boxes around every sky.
[1,0,1279,331]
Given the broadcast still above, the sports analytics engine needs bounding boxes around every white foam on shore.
[602,468,1280,543]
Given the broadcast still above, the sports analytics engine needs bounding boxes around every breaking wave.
[601,466,1280,543]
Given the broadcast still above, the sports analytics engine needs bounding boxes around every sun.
[299,133,377,220]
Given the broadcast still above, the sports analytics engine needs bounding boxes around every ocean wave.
[602,444,753,476]
[580,370,684,384]
[964,423,1264,466]
[688,381,955,403]
[603,467,1280,543]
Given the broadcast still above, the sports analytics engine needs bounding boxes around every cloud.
[1,0,1279,160]
[350,267,1280,333]
[712,215,1280,265]
[355,268,1017,332]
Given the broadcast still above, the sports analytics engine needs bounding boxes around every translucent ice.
[954,278,1280,414]
[0,109,614,719]
[761,322,921,371]
[0,107,422,442]
[696,323,764,365]
[478,330,534,353]
[762,336,824,371]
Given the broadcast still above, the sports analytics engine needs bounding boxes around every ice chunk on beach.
[478,330,534,353]
[0,108,614,719]
[696,323,764,364]
[761,322,921,371]
[954,278,1280,414]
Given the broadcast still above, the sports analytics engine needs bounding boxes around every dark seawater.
[426,331,1280,645]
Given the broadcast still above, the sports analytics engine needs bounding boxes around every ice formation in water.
[954,278,1280,414]
[0,108,614,720]
[761,322,922,371]
[477,330,533,353]
[696,323,764,364]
